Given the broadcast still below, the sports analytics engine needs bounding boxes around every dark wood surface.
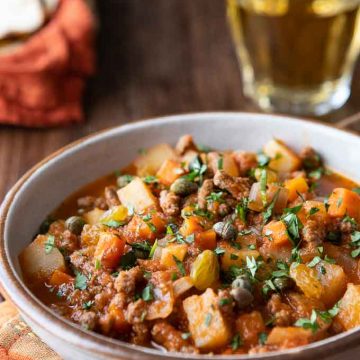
[0,0,359,201]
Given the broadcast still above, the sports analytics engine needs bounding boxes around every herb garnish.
[44,235,56,254]
[236,198,249,224]
[259,169,268,206]
[262,189,280,224]
[142,284,154,302]
[281,212,303,246]
[231,333,243,350]
[173,255,186,276]
[75,272,88,290]
[350,231,360,258]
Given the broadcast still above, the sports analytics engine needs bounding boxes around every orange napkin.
[0,301,61,360]
[0,0,95,127]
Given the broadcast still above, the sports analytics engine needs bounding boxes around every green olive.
[65,216,86,235]
[273,277,294,291]
[213,221,237,241]
[170,178,198,196]
[190,250,219,290]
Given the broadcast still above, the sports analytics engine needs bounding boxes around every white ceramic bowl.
[0,113,359,360]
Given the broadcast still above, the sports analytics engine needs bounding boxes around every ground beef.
[159,190,181,216]
[302,219,326,244]
[126,299,148,324]
[114,266,143,297]
[58,230,79,253]
[72,310,97,330]
[77,196,108,211]
[300,146,322,170]
[131,323,151,346]
[104,186,120,207]
[267,294,294,327]
[217,289,234,323]
[137,259,166,272]
[197,179,214,210]
[233,151,258,176]
[151,321,198,353]
[213,170,251,201]
[175,135,197,155]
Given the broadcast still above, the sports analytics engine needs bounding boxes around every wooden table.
[0,0,359,201]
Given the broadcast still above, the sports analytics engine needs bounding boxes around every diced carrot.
[328,188,360,222]
[156,159,184,186]
[267,327,311,348]
[49,270,74,287]
[262,221,291,248]
[195,229,217,250]
[125,211,166,242]
[236,311,265,347]
[94,232,125,269]
[284,177,309,202]
[179,217,203,237]
[297,200,328,225]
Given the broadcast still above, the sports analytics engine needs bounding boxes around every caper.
[170,178,198,196]
[230,287,254,308]
[213,221,237,241]
[273,277,294,291]
[231,275,252,292]
[117,175,134,188]
[65,216,86,235]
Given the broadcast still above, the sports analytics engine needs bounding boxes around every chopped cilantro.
[308,207,320,217]
[173,255,186,276]
[236,198,249,223]
[82,300,94,310]
[217,155,224,170]
[142,175,158,184]
[120,251,137,269]
[44,235,56,254]
[219,298,232,306]
[230,253,239,260]
[149,240,158,258]
[75,272,87,290]
[281,212,303,246]
[206,191,224,203]
[259,169,268,207]
[262,190,280,224]
[258,332,268,345]
[231,333,243,350]
[248,244,256,250]
[142,284,154,302]
[95,259,101,270]
[308,256,322,268]
[214,247,226,256]
[246,256,258,278]
[294,310,319,333]
[204,313,212,327]
[284,204,303,214]
[102,220,126,228]
[181,332,191,340]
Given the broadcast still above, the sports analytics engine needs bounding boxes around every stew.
[20,135,360,355]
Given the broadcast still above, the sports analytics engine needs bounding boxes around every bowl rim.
[1,111,360,359]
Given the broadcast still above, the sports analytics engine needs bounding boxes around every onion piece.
[248,182,289,213]
[173,276,194,298]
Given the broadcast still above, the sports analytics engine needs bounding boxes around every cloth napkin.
[0,301,61,360]
[0,0,95,127]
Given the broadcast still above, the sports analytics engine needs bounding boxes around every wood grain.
[0,0,359,201]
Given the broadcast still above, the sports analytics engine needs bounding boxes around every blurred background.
[0,0,359,201]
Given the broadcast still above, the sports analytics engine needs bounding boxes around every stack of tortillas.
[0,0,95,127]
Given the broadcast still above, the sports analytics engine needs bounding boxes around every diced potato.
[284,177,309,202]
[160,243,188,268]
[100,205,128,224]
[195,229,217,250]
[220,242,260,271]
[134,143,177,176]
[262,221,291,248]
[19,235,66,284]
[183,288,231,351]
[315,262,348,306]
[235,311,265,347]
[49,270,74,287]
[267,327,311,348]
[117,178,158,212]
[328,188,360,222]
[263,139,301,174]
[83,208,105,225]
[156,159,185,186]
[336,284,360,330]
[208,152,239,177]
[290,263,323,300]
[94,232,126,269]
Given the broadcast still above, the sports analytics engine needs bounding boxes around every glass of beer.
[227,0,360,116]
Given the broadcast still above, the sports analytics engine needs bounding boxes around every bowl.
[0,112,359,360]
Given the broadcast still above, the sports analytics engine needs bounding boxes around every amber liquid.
[227,0,360,115]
